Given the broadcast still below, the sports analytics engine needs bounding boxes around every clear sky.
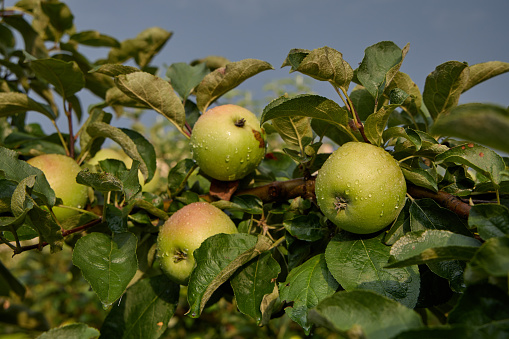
[5,0,509,129]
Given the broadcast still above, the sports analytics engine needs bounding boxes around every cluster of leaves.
[1,1,509,338]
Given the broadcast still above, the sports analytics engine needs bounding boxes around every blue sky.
[5,0,509,129]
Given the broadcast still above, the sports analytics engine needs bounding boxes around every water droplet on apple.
[347,183,351,188]
[368,194,372,198]
[380,211,384,217]
[345,189,350,195]
[355,180,359,185]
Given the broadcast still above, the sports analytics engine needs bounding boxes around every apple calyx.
[334,196,348,212]
[235,118,246,127]
[173,250,187,263]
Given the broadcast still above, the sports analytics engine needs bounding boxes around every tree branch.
[406,184,472,219]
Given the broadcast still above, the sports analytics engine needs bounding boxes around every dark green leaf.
[114,72,187,137]
[270,116,313,148]
[188,234,272,317]
[350,86,376,121]
[435,143,505,186]
[37,323,99,339]
[258,152,297,180]
[27,205,62,252]
[448,284,509,326]
[120,128,157,183]
[0,92,56,120]
[326,232,419,308]
[195,58,273,112]
[166,62,210,101]
[431,103,509,154]
[469,204,509,240]
[465,236,509,282]
[283,213,328,242]
[76,169,124,192]
[29,58,85,99]
[91,64,140,77]
[386,230,481,268]
[100,275,180,339]
[422,61,469,120]
[281,48,311,71]
[356,41,410,99]
[212,195,263,215]
[72,232,138,307]
[167,158,197,198]
[308,290,423,339]
[40,1,74,36]
[364,103,400,145]
[279,254,339,334]
[0,260,26,298]
[231,252,281,325]
[401,166,438,192]
[409,199,472,236]
[0,146,56,207]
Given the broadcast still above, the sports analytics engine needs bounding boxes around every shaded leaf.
[29,58,85,99]
[167,62,210,101]
[308,290,423,339]
[195,59,273,112]
[0,92,56,120]
[0,260,26,298]
[231,252,281,325]
[468,204,509,240]
[401,166,438,192]
[283,213,328,242]
[422,61,469,120]
[465,236,509,281]
[409,199,473,236]
[431,103,509,154]
[167,158,197,198]
[91,64,140,77]
[72,232,138,307]
[463,61,509,93]
[70,30,120,47]
[37,323,99,339]
[271,116,313,148]
[188,234,272,317]
[100,275,180,339]
[326,232,420,308]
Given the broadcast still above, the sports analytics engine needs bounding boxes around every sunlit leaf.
[463,61,509,93]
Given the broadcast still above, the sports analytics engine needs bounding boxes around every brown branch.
[13,217,103,255]
[407,184,471,219]
[234,177,316,203]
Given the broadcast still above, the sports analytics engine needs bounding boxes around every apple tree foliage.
[1,1,509,338]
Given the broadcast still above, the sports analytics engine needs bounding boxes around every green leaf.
[468,204,509,240]
[463,61,509,93]
[356,41,410,99]
[70,30,120,47]
[409,199,475,236]
[0,146,55,207]
[167,62,210,101]
[308,290,423,339]
[99,274,180,339]
[230,252,281,325]
[76,168,124,192]
[85,122,149,180]
[465,236,509,280]
[350,86,376,121]
[270,116,313,149]
[72,232,138,307]
[261,94,354,141]
[187,234,272,317]
[195,58,273,112]
[37,323,99,339]
[431,103,509,154]
[29,58,85,99]
[435,143,505,186]
[364,103,400,145]
[2,16,48,59]
[258,151,298,180]
[281,48,311,71]
[114,72,187,137]
[167,159,197,199]
[384,72,423,118]
[283,214,328,242]
[212,195,263,215]
[326,232,420,308]
[386,230,481,268]
[27,205,63,252]
[108,27,172,69]
[120,128,157,183]
[293,46,353,90]
[448,283,509,326]
[40,1,74,37]
[0,92,56,120]
[401,166,438,192]
[422,61,469,120]
[279,254,339,334]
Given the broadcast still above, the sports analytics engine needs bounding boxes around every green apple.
[157,202,238,285]
[87,148,161,193]
[27,154,89,221]
[190,104,266,181]
[315,142,407,234]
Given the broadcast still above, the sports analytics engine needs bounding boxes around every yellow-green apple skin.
[190,104,266,181]
[27,154,88,221]
[315,142,407,234]
[157,202,238,285]
[88,148,161,193]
